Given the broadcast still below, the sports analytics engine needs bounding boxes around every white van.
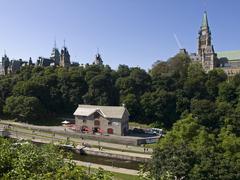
[151,128,163,136]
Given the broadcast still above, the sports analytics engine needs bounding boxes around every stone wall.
[75,113,124,136]
[223,67,240,76]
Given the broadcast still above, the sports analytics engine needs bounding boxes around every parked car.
[150,128,163,136]
[132,128,145,134]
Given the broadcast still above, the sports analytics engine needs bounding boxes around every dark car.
[132,128,145,134]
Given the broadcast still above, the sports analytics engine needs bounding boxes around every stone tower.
[2,53,10,75]
[60,45,71,67]
[198,11,218,71]
[93,53,103,65]
[50,41,60,66]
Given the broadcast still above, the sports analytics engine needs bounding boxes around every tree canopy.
[0,138,112,179]
[0,52,239,132]
[144,115,240,180]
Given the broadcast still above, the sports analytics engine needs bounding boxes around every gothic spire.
[54,38,57,49]
[202,11,209,28]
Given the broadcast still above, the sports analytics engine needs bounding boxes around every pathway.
[72,160,139,175]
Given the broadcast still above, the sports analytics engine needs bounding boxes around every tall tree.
[3,96,45,121]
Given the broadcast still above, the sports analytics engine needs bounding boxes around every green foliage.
[90,167,113,180]
[57,69,88,112]
[151,53,190,91]
[141,90,176,127]
[218,81,237,104]
[122,93,142,120]
[0,138,112,179]
[144,115,240,179]
[190,99,217,129]
[184,63,207,99]
[3,95,45,121]
[84,73,118,105]
[205,69,227,99]
[117,64,131,77]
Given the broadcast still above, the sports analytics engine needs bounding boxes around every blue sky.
[0,0,240,70]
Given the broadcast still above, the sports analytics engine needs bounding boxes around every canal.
[32,140,143,170]
[71,151,142,170]
[9,136,143,171]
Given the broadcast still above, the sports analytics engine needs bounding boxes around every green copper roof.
[217,50,240,61]
[202,11,209,27]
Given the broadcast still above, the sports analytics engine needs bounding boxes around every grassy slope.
[112,172,140,180]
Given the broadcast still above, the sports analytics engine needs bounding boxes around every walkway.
[72,160,139,175]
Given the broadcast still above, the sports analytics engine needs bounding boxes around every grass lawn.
[129,122,151,129]
[81,166,140,180]
[145,143,157,149]
[112,172,140,180]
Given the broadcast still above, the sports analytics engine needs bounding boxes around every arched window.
[94,120,100,126]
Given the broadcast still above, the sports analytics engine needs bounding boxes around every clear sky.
[0,0,240,70]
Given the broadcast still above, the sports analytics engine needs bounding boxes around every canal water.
[71,151,142,170]
[31,140,142,170]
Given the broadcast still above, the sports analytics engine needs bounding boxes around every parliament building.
[190,11,240,76]
[0,42,104,75]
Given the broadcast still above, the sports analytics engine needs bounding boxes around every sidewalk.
[82,146,151,159]
[72,160,139,175]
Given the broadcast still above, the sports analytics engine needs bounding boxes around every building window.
[94,120,100,126]
[112,122,119,126]
[108,122,112,126]
[107,128,114,134]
